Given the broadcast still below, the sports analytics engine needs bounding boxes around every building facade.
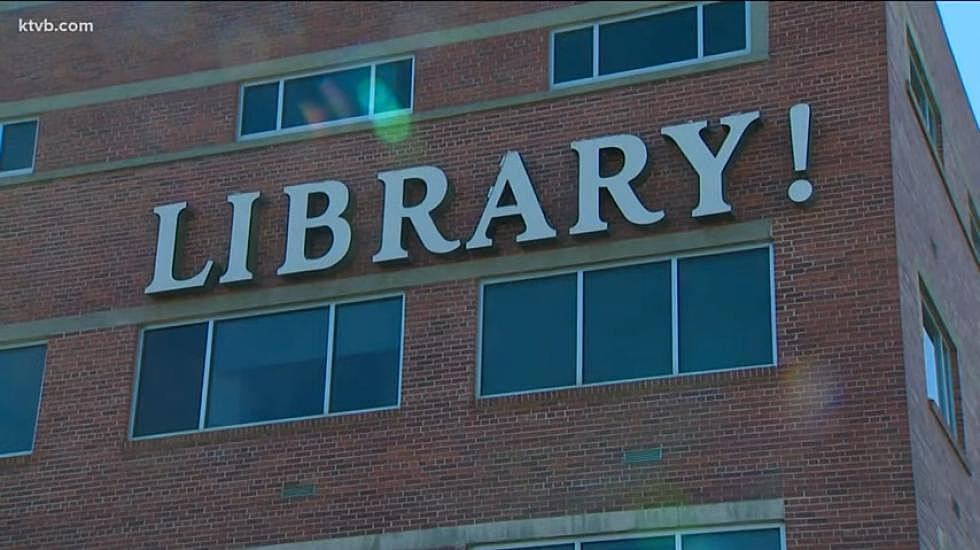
[0,1,977,548]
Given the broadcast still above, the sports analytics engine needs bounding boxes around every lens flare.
[372,81,412,144]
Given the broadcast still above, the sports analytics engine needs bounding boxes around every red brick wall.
[888,3,980,549]
[34,83,239,170]
[0,1,571,101]
[0,2,936,548]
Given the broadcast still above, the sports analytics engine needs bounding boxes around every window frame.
[236,55,415,141]
[476,243,776,398]
[128,292,405,440]
[548,1,752,89]
[920,288,961,444]
[0,117,40,178]
[0,340,48,458]
[472,522,786,550]
[906,31,942,159]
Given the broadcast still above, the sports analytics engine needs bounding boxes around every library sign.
[145,105,814,294]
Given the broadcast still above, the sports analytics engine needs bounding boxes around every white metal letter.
[219,191,260,284]
[569,134,663,235]
[145,202,215,294]
[277,181,352,276]
[660,111,761,217]
[466,151,557,250]
[373,166,460,263]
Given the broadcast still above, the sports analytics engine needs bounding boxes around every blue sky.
[938,1,980,127]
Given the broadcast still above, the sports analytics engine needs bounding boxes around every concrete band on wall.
[0,1,769,189]
[252,499,785,550]
[0,219,772,345]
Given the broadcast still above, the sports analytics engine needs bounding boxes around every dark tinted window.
[584,536,674,550]
[583,262,671,384]
[501,545,574,550]
[678,248,772,373]
[375,59,414,113]
[133,324,208,437]
[329,297,402,413]
[0,120,38,172]
[554,27,594,83]
[240,82,280,135]
[206,308,328,428]
[704,1,747,56]
[481,274,577,395]
[0,345,46,454]
[599,7,697,75]
[682,528,781,550]
[282,66,370,128]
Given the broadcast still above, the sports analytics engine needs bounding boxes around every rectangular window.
[131,296,403,438]
[0,344,47,456]
[239,57,414,138]
[921,292,960,442]
[0,119,39,177]
[481,526,782,550]
[551,2,749,86]
[908,34,942,154]
[479,246,774,397]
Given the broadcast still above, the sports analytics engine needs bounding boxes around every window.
[908,35,941,154]
[921,293,960,442]
[551,2,749,86]
[0,344,47,456]
[0,119,39,177]
[479,246,774,396]
[239,57,414,138]
[481,526,783,550]
[131,296,403,438]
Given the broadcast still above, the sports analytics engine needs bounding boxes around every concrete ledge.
[0,219,771,344]
[253,499,784,550]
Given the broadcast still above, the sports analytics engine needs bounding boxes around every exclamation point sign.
[788,103,814,204]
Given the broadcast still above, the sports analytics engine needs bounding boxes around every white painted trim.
[275,79,285,131]
[743,0,752,53]
[671,257,679,375]
[128,324,148,440]
[696,3,704,59]
[575,271,584,385]
[591,23,600,79]
[768,244,778,369]
[0,339,47,352]
[323,306,336,414]
[395,294,406,410]
[198,320,215,430]
[368,63,377,118]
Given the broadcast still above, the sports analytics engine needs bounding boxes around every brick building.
[0,1,977,548]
